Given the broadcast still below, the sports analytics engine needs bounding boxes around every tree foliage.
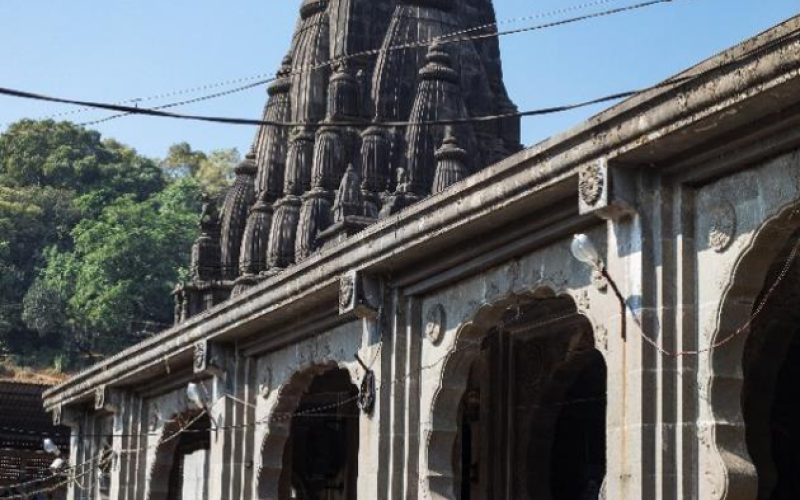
[161,141,238,196]
[0,120,227,370]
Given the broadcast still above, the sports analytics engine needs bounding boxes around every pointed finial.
[420,39,458,83]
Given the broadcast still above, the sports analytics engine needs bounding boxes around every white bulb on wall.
[187,382,205,409]
[43,438,61,456]
[571,234,602,268]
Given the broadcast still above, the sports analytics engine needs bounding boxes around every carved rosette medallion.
[193,341,207,373]
[94,386,106,411]
[579,162,605,207]
[340,274,355,310]
[708,201,736,253]
[424,304,447,345]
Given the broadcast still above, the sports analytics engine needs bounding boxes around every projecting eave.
[44,15,800,411]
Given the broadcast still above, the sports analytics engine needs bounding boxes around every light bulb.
[187,383,205,409]
[571,234,601,268]
[50,458,66,471]
[43,438,61,456]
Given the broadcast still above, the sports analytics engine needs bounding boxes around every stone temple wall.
[40,14,800,500]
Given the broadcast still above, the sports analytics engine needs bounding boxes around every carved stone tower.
[175,0,522,320]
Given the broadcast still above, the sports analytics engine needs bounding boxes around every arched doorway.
[278,367,360,500]
[441,293,607,500]
[741,230,800,500]
[148,410,212,500]
[165,413,212,500]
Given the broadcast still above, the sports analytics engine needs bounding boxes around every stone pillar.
[53,406,81,500]
[107,390,143,500]
[339,270,386,500]
[193,341,255,500]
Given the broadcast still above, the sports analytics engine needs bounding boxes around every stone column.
[194,341,255,500]
[53,406,81,500]
[106,389,143,500]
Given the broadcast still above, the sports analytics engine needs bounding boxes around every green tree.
[0,120,164,199]
[0,119,174,367]
[161,142,238,196]
[0,186,80,353]
[33,177,203,356]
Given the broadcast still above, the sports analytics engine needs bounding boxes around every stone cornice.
[44,15,800,410]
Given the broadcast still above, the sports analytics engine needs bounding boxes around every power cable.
[15,0,629,126]
[0,74,692,130]
[58,0,684,127]
[7,7,798,133]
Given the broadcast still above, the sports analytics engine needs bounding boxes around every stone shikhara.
[41,5,800,500]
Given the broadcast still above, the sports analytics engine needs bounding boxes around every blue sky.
[0,0,797,159]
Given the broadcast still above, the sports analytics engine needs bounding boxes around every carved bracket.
[339,270,382,320]
[52,404,81,428]
[578,158,637,220]
[94,385,121,414]
[193,340,227,377]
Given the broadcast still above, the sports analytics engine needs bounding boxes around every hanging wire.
[0,0,687,129]
[14,0,631,126]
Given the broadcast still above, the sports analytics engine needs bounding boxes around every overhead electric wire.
[0,73,694,130]
[18,0,629,127]
[71,0,681,127]
[58,17,800,131]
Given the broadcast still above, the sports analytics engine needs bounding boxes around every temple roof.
[44,15,800,410]
[176,0,522,319]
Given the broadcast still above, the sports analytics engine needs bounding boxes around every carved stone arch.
[256,360,358,500]
[145,409,207,500]
[706,202,800,500]
[425,285,603,500]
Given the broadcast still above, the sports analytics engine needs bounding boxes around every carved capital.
[52,404,81,427]
[579,161,605,208]
[339,270,382,320]
[94,386,120,414]
[578,159,637,220]
[193,340,227,376]
[193,340,208,374]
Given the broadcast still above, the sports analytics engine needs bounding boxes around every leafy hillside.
[0,120,237,372]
